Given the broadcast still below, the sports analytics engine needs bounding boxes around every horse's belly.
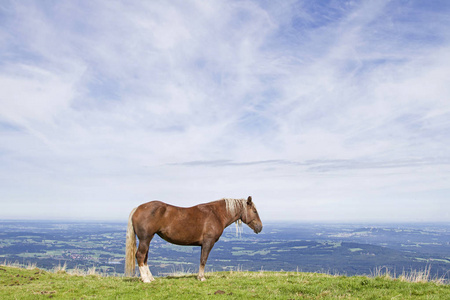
[157,226,203,246]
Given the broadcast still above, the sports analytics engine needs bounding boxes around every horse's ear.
[247,196,252,204]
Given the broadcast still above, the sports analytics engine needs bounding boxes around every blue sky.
[1,0,449,222]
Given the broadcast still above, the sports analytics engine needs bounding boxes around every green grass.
[0,265,449,299]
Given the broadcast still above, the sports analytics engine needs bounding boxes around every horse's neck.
[223,202,244,228]
[225,214,240,228]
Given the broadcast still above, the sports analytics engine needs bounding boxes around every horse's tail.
[125,207,138,276]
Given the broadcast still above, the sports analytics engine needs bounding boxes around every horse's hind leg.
[136,235,154,282]
[143,236,155,282]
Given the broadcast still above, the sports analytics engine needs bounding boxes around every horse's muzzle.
[253,223,263,234]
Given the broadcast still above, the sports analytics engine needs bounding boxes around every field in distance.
[0,221,449,280]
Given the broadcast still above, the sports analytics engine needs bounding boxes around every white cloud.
[1,0,449,222]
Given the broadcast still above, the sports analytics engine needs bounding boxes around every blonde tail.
[125,207,138,276]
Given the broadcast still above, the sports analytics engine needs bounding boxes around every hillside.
[1,266,449,299]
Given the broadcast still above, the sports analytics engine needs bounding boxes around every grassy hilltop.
[1,265,449,299]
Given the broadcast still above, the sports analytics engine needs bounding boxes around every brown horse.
[125,196,262,282]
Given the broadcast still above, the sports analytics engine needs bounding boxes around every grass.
[0,264,449,299]
[370,265,448,284]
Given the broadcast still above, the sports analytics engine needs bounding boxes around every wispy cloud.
[1,0,449,222]
[171,157,450,172]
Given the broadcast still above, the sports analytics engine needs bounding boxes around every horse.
[125,196,263,282]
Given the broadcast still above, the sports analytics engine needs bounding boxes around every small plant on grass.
[53,262,67,274]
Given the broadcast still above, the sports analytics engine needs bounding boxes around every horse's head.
[241,196,263,234]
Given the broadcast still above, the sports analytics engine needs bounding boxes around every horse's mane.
[223,198,247,217]
[223,198,249,237]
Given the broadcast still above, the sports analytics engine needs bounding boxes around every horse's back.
[134,200,217,219]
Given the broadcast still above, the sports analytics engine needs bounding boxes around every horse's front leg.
[198,240,214,281]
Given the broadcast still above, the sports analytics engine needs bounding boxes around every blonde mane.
[223,198,247,217]
[223,198,254,237]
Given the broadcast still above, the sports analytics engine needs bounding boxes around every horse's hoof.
[198,277,206,281]
[142,278,152,283]
[150,277,155,282]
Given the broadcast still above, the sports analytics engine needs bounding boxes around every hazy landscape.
[1,221,448,282]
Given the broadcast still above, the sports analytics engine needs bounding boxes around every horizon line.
[1,218,449,225]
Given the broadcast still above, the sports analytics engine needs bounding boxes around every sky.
[1,0,449,223]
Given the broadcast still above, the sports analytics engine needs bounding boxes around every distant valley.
[0,221,449,281]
